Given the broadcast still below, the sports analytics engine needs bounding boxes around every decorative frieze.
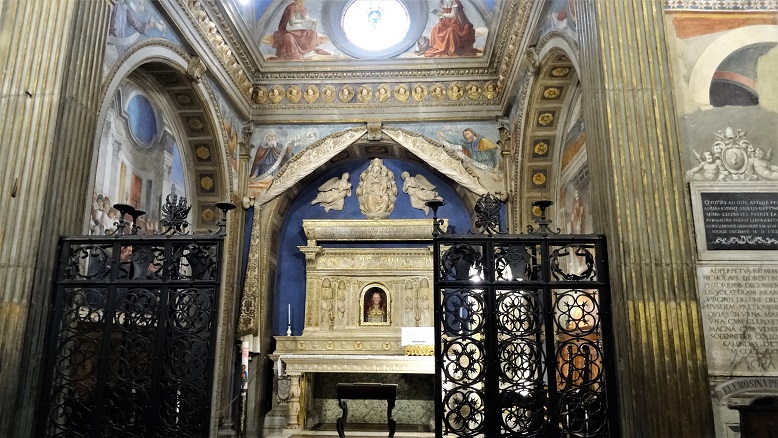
[664,0,778,10]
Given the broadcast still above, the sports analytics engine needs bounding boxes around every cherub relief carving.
[401,171,443,216]
[687,124,778,181]
[311,172,351,212]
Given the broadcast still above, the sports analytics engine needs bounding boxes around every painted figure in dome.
[272,0,330,60]
[424,0,478,57]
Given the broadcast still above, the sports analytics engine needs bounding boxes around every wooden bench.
[336,383,398,438]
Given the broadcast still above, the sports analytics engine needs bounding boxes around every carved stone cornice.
[199,0,257,75]
[175,0,252,99]
[297,245,322,267]
[273,352,434,374]
[489,0,533,106]
[312,248,436,272]
[302,219,447,244]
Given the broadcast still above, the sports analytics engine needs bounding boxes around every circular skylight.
[341,0,411,52]
[321,0,427,59]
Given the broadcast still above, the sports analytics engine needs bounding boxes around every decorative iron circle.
[501,390,548,435]
[442,387,486,435]
[442,289,486,336]
[558,389,608,435]
[556,340,604,388]
[498,340,545,386]
[553,289,600,335]
[496,290,542,335]
[549,244,596,281]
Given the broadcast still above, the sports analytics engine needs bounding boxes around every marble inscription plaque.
[698,264,778,375]
[700,192,778,250]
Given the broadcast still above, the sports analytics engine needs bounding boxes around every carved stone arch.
[512,39,582,232]
[94,42,235,223]
[257,126,491,207]
[91,42,241,435]
[240,125,493,338]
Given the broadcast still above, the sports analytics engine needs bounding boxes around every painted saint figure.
[460,128,499,168]
[250,130,291,180]
[272,0,330,60]
[424,0,478,57]
[311,173,351,212]
[364,290,387,323]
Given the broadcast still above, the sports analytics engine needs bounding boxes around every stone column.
[0,1,110,436]
[287,372,303,429]
[576,1,714,436]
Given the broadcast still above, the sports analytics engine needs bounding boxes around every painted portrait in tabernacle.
[361,286,389,325]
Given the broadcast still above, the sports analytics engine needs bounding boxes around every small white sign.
[401,327,434,346]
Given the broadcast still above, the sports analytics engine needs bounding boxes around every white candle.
[288,304,291,326]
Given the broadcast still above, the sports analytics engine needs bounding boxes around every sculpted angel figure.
[401,171,443,216]
[311,172,351,212]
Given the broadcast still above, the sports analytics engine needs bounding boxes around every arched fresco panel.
[91,79,187,235]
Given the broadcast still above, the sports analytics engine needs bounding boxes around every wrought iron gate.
[39,201,231,438]
[431,202,619,437]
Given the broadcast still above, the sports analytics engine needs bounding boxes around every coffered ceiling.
[172,0,540,122]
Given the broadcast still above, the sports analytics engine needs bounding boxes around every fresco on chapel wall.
[663,9,778,181]
[208,78,245,173]
[234,0,493,61]
[410,121,501,171]
[534,0,579,46]
[247,123,358,195]
[104,0,180,76]
[245,121,501,198]
[90,81,187,235]
[557,112,590,235]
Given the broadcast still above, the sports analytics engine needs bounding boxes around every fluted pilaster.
[576,1,713,436]
[0,1,110,435]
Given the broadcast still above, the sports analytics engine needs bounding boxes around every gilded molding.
[248,80,501,110]
[663,0,778,10]
[200,0,257,75]
[238,203,263,335]
[180,0,252,99]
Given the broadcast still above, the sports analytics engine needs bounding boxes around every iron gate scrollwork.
[39,200,233,438]
[433,233,619,437]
